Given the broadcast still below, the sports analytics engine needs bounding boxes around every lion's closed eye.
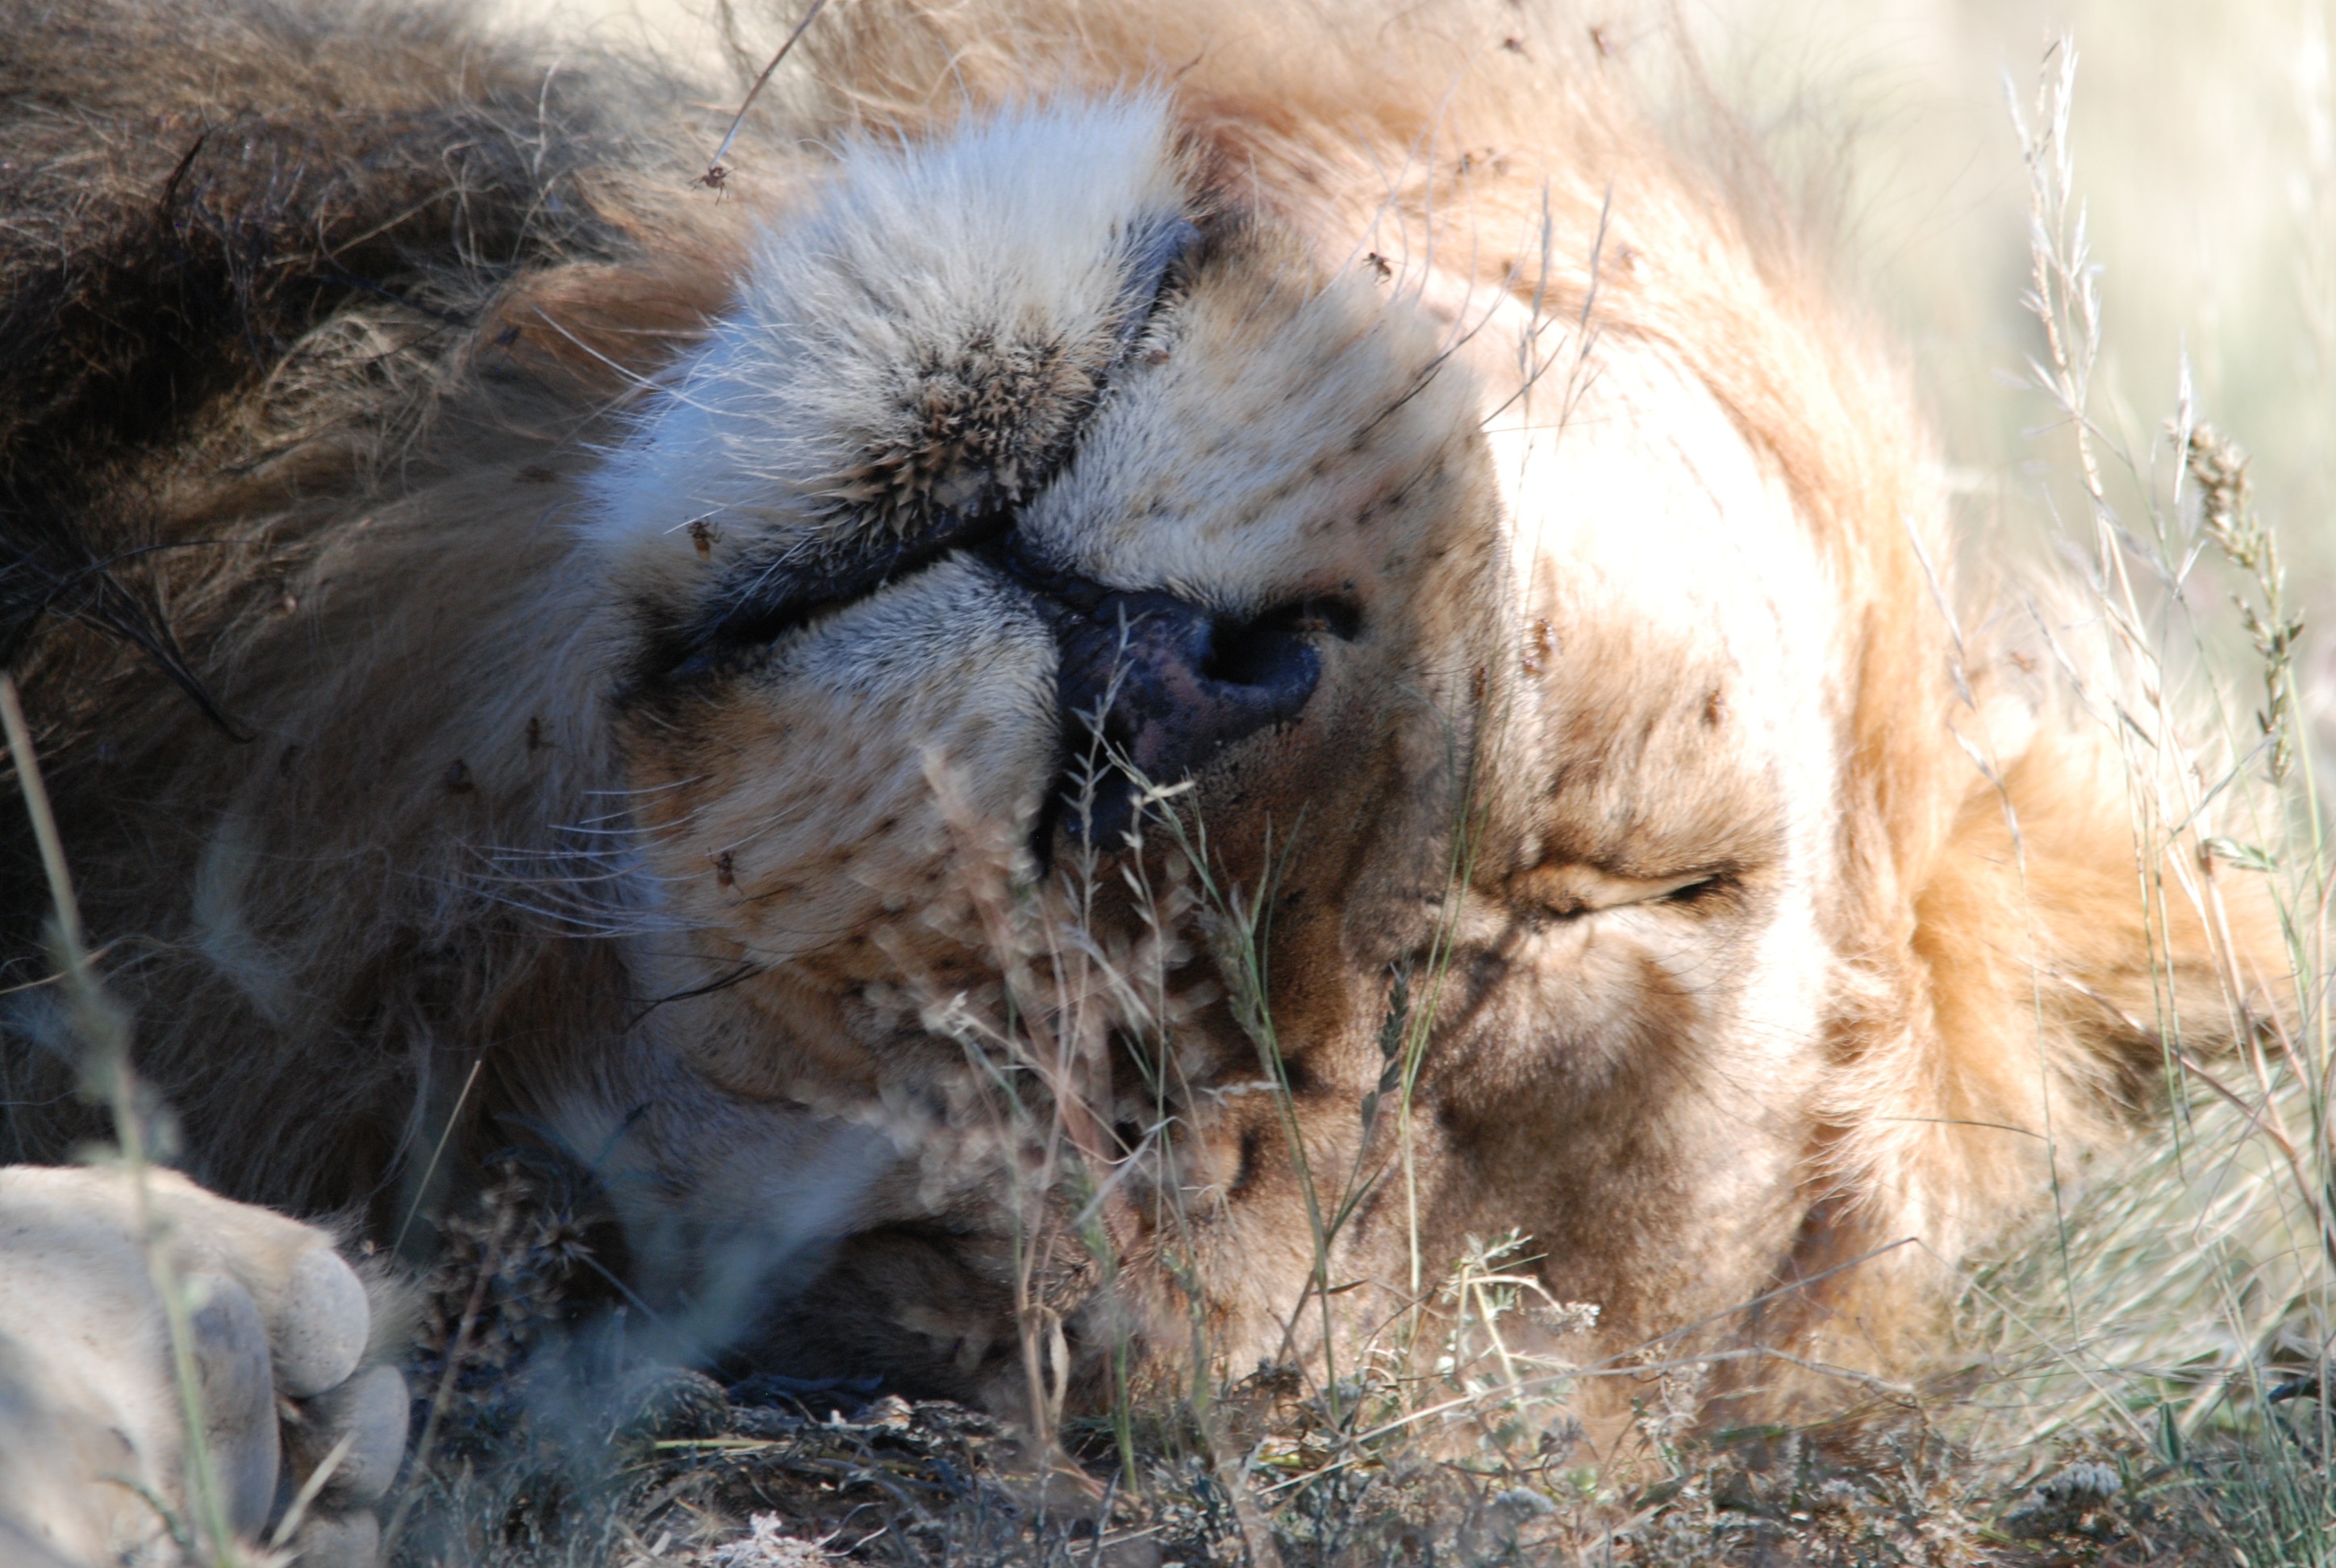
[1511,862,1735,920]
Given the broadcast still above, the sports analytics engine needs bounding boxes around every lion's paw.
[0,1165,406,1567]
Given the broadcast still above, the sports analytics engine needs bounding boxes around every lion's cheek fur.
[1333,323,1858,1355]
[621,558,1058,1098]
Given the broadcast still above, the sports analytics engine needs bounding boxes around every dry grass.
[368,1185,2245,1568]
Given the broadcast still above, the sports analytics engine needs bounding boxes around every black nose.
[1053,590,1344,845]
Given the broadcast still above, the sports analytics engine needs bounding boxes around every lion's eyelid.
[1516,863,1732,917]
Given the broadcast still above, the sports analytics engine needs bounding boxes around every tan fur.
[0,0,2281,1432]
[0,1166,397,1565]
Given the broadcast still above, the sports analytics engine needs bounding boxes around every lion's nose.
[1053,590,1341,844]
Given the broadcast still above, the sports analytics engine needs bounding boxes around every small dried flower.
[2188,424,2304,781]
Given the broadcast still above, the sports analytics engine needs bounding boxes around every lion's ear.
[1910,722,2285,1153]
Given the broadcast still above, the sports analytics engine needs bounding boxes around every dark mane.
[0,0,640,715]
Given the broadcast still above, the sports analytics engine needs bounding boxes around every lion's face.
[586,98,1856,1399]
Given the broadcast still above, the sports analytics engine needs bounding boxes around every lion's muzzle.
[1033,573,1358,844]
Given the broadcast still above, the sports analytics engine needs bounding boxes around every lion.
[0,0,2279,1559]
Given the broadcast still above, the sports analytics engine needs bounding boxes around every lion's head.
[0,0,2273,1427]
[557,27,2258,1412]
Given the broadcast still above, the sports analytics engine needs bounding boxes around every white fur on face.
[1483,319,1847,869]
[1472,298,1847,1207]
[586,96,1191,583]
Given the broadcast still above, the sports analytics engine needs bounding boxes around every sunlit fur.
[0,0,2280,1425]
